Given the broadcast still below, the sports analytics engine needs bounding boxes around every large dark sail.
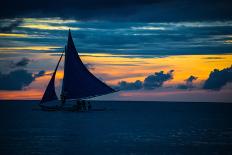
[40,52,63,104]
[62,30,115,99]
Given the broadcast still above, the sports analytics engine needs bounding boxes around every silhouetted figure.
[60,93,66,107]
[79,100,83,111]
[87,101,92,111]
[75,100,81,111]
[82,100,87,111]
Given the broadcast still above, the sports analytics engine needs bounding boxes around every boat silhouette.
[39,30,116,111]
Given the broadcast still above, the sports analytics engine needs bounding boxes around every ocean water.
[0,100,232,155]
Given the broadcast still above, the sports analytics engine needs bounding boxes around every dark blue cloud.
[143,70,174,89]
[176,84,189,90]
[186,75,198,83]
[0,69,47,90]
[34,70,45,78]
[177,75,198,90]
[0,69,35,90]
[0,19,232,56]
[0,0,231,22]
[203,66,232,90]
[0,19,22,32]
[13,57,30,67]
[112,70,174,90]
[71,23,232,54]
[113,80,143,90]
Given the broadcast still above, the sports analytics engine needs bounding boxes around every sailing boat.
[39,30,116,111]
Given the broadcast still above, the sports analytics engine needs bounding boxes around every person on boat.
[78,100,83,111]
[82,100,87,111]
[76,100,81,111]
[85,100,89,111]
[60,91,67,107]
[87,101,92,111]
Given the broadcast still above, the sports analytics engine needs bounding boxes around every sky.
[0,0,232,102]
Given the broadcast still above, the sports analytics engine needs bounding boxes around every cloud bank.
[203,66,232,90]
[177,75,198,90]
[114,70,174,90]
[0,19,22,32]
[1,0,232,22]
[0,69,35,90]
[113,65,232,92]
[34,70,45,78]
[12,57,30,67]
[143,70,174,89]
[0,69,46,90]
[114,80,143,90]
[1,18,232,56]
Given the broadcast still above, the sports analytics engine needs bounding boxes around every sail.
[40,52,63,104]
[62,30,115,99]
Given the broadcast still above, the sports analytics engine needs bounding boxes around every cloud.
[113,80,143,90]
[34,70,45,78]
[177,75,198,90]
[1,18,232,56]
[186,75,198,83]
[19,23,80,31]
[0,69,48,90]
[0,19,22,32]
[143,70,174,89]
[131,26,166,30]
[0,0,232,22]
[0,46,62,51]
[112,70,174,90]
[0,69,35,90]
[203,66,232,90]
[176,85,189,90]
[12,57,30,67]
[203,57,224,60]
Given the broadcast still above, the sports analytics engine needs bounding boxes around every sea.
[0,100,232,155]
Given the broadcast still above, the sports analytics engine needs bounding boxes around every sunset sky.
[0,0,232,102]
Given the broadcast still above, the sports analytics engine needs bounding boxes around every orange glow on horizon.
[82,54,232,85]
[0,53,232,100]
[0,89,43,100]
